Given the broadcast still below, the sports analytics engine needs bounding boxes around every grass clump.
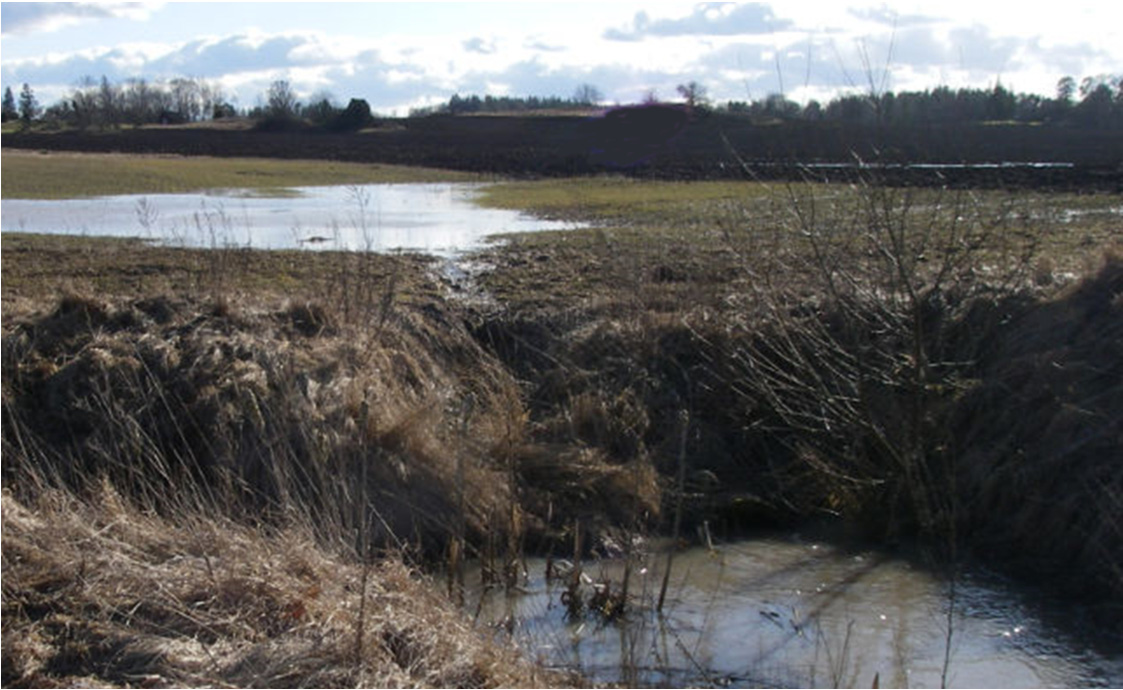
[1,487,565,688]
[2,289,524,553]
[0,257,576,686]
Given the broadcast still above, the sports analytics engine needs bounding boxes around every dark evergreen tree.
[2,86,17,122]
[304,97,338,126]
[18,83,38,129]
[331,98,373,131]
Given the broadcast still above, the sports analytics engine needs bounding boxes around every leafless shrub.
[722,173,1043,551]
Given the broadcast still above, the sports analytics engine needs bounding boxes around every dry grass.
[473,177,1123,609]
[475,177,1121,314]
[1,149,480,199]
[3,173,1121,685]
[1,288,525,551]
[0,233,445,321]
[950,250,1123,601]
[0,230,664,685]
[0,244,596,685]
[1,487,568,688]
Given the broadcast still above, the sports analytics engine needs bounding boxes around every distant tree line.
[721,75,1123,128]
[411,76,1122,130]
[411,83,605,117]
[0,76,378,133]
[247,80,375,132]
[1,76,232,130]
[5,74,1121,132]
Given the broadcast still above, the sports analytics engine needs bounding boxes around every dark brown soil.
[5,113,1121,190]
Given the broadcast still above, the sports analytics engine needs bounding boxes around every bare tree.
[676,81,708,110]
[170,78,203,122]
[68,77,99,129]
[266,79,299,121]
[98,76,121,128]
[122,78,157,125]
[572,83,603,106]
[720,172,1039,566]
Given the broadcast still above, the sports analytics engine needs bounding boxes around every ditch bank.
[2,241,1121,687]
[4,248,1119,613]
[467,252,1123,616]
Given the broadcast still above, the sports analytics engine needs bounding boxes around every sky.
[2,1,1121,116]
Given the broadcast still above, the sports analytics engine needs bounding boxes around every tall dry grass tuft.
[1,278,575,685]
[1,288,526,561]
[0,486,568,688]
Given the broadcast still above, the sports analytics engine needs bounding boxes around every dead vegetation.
[3,175,1121,685]
[0,241,539,687]
[0,235,650,687]
[951,250,1123,599]
[1,487,567,688]
[471,179,1123,614]
[1,287,527,556]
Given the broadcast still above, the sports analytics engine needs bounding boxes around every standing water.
[467,535,1122,688]
[0,183,583,255]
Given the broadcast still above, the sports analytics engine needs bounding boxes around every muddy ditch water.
[463,535,1123,688]
[0,183,585,255]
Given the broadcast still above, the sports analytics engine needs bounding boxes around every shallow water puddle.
[1,183,583,255]
[466,536,1123,688]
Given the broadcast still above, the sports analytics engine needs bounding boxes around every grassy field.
[1,149,481,199]
[474,174,1122,311]
[3,149,1122,686]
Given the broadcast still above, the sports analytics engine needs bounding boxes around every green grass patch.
[477,175,1121,268]
[477,175,783,223]
[1,149,482,199]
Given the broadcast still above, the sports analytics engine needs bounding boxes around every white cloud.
[463,36,498,55]
[844,4,945,30]
[2,3,1119,114]
[605,3,791,41]
[1,2,159,36]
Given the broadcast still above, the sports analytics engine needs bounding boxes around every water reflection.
[467,537,1122,688]
[0,183,583,255]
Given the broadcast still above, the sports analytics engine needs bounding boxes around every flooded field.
[0,183,584,255]
[3,158,1119,688]
[467,536,1123,688]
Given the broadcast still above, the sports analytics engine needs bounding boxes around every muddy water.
[466,535,1122,688]
[0,183,583,254]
